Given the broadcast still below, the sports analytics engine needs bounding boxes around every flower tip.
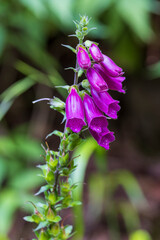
[77,47,91,69]
[89,43,104,63]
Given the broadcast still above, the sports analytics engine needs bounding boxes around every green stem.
[74,58,78,85]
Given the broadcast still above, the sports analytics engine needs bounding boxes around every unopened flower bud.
[87,67,108,92]
[89,43,104,62]
[77,47,91,69]
[100,54,124,77]
[94,64,125,93]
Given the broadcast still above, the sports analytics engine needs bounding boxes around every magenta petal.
[87,67,108,92]
[99,131,115,150]
[90,116,108,133]
[89,128,115,150]
[100,54,123,77]
[94,64,125,93]
[77,47,91,69]
[66,88,86,133]
[91,88,121,119]
[83,94,108,129]
[89,44,104,63]
[66,119,86,133]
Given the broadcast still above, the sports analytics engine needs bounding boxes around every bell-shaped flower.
[100,54,124,77]
[66,88,86,133]
[91,87,121,119]
[83,93,108,133]
[89,43,104,63]
[89,128,115,150]
[87,67,108,92]
[77,47,91,69]
[94,64,125,93]
[83,93,115,150]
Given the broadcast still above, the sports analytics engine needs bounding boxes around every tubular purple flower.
[91,87,121,119]
[87,67,108,92]
[89,43,104,63]
[94,64,125,93]
[100,54,123,77]
[89,128,115,150]
[66,88,86,133]
[77,47,91,69]
[83,93,108,133]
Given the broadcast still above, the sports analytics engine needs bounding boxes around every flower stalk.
[25,15,125,240]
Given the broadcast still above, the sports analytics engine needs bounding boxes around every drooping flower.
[100,54,124,77]
[89,128,115,150]
[94,64,125,93]
[66,87,86,133]
[89,43,104,63]
[83,93,115,149]
[77,47,91,69]
[91,87,121,119]
[83,93,108,132]
[87,67,108,92]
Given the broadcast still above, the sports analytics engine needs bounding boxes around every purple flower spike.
[77,47,91,69]
[66,88,86,133]
[94,64,125,93]
[83,93,108,133]
[89,43,104,63]
[89,128,115,150]
[91,87,121,119]
[87,67,108,92]
[100,54,123,77]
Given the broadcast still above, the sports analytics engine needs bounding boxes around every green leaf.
[61,44,76,53]
[35,185,50,196]
[46,130,63,139]
[110,170,147,207]
[0,77,34,102]
[0,77,35,119]
[52,215,62,223]
[34,221,48,231]
[67,138,83,151]
[49,97,65,110]
[71,137,99,239]
[65,225,73,236]
[78,68,84,78]
[23,216,34,222]
[65,67,77,72]
[0,100,13,121]
[55,85,70,91]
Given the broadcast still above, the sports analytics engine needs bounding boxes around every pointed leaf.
[61,44,76,53]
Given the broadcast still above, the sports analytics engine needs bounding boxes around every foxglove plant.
[24,16,125,240]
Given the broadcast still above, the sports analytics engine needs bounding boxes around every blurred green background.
[0,0,160,239]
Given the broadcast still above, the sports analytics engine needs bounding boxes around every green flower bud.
[46,171,55,184]
[59,152,69,167]
[48,192,57,205]
[39,230,48,240]
[49,224,61,236]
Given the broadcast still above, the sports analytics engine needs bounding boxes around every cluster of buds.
[66,41,125,150]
